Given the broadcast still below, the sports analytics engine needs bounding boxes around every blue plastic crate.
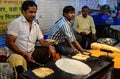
[114,18,120,25]
[0,34,6,48]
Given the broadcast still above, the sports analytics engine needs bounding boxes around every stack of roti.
[72,53,89,60]
[32,67,54,78]
[46,39,58,45]
[91,42,120,53]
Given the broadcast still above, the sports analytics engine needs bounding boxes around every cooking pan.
[55,58,91,75]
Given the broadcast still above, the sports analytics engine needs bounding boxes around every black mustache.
[31,16,35,19]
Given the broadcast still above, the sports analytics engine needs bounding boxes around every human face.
[64,11,75,21]
[22,6,37,22]
[82,8,89,18]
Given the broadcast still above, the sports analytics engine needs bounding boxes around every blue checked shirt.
[48,17,76,44]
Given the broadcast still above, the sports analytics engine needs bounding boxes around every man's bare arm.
[6,34,33,62]
[72,40,84,52]
[39,38,56,60]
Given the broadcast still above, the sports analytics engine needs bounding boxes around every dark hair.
[82,6,89,11]
[63,6,75,16]
[22,1,37,11]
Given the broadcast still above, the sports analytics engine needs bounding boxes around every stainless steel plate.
[97,38,117,45]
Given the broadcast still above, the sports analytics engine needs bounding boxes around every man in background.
[74,6,97,49]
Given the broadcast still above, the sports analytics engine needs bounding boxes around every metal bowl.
[97,38,118,45]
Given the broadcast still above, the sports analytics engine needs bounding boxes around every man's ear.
[64,13,67,16]
[22,10,26,14]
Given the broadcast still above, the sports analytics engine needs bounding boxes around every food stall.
[20,49,114,79]
[20,38,120,79]
[20,57,113,79]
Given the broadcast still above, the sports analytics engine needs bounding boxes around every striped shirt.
[48,17,76,43]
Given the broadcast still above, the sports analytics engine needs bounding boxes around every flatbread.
[72,53,89,60]
[32,67,54,78]
[91,42,120,53]
[46,39,58,45]
[46,39,55,43]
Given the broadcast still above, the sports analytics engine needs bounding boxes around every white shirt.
[7,15,43,54]
[74,14,96,35]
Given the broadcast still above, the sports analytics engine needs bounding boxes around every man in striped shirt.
[48,6,84,56]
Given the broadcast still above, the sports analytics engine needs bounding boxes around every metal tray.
[97,38,118,45]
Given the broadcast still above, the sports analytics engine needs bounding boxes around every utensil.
[99,49,114,61]
[97,38,117,46]
[55,58,91,75]
[33,61,44,67]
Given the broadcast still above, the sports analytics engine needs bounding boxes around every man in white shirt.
[74,6,97,49]
[6,1,56,79]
